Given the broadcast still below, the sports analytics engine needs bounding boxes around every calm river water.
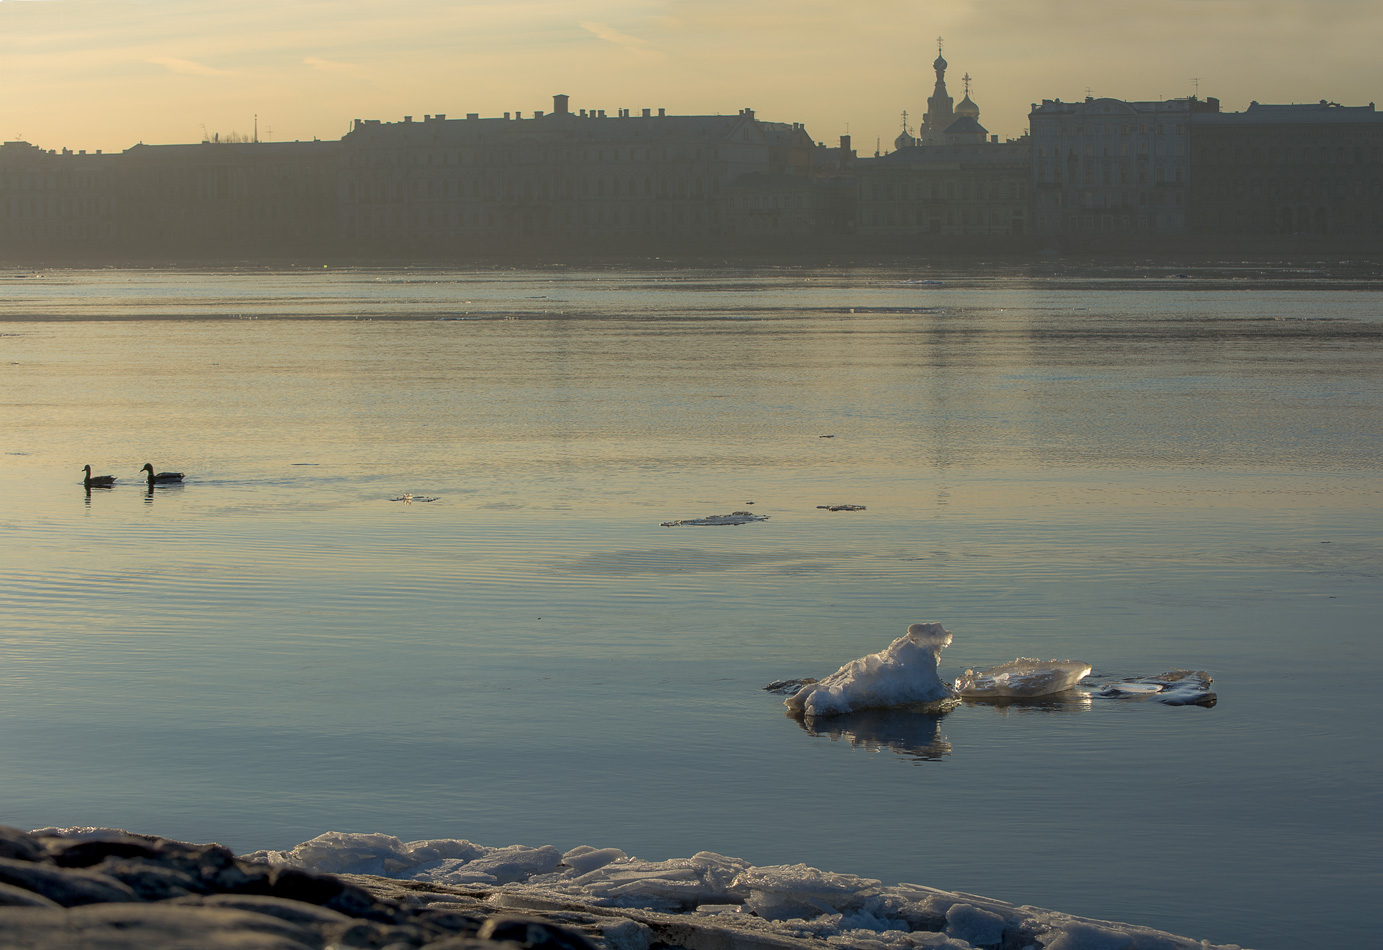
[1,266,1380,949]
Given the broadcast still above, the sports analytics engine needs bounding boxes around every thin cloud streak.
[146,55,230,76]
[580,20,663,61]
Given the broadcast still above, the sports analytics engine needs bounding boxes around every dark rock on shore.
[0,826,600,950]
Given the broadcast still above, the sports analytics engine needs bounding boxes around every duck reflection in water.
[792,705,955,763]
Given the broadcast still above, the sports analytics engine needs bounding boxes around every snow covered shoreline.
[2,824,1248,948]
[250,830,1249,950]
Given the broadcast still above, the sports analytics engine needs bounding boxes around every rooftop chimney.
[642,108,651,118]
[404,115,412,123]
[554,94,569,115]
[658,108,665,117]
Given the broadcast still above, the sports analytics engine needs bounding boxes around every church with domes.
[895,40,990,150]
[857,39,1031,237]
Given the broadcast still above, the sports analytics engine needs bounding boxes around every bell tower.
[920,37,955,146]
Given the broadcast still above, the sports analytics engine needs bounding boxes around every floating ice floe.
[816,504,866,511]
[660,511,769,527]
[390,494,440,503]
[784,623,959,719]
[954,658,1093,699]
[1094,670,1218,707]
[244,830,1245,950]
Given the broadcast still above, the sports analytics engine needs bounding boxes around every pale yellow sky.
[2,0,1379,154]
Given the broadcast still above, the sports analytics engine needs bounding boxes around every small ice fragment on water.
[764,678,817,694]
[390,495,439,503]
[1094,670,1217,707]
[784,623,958,719]
[661,511,769,526]
[954,658,1091,699]
[816,504,866,511]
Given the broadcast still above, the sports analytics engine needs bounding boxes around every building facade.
[1029,96,1220,234]
[0,141,119,246]
[116,141,339,251]
[337,96,819,245]
[1,95,824,257]
[855,141,1030,236]
[1189,101,1383,235]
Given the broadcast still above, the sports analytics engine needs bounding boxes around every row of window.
[344,176,726,202]
[861,209,1023,228]
[0,197,113,218]
[1197,179,1382,200]
[343,206,725,233]
[1034,163,1183,185]
[344,146,725,168]
[1034,212,1184,231]
[1038,141,1182,158]
[1200,145,1381,165]
[859,181,1026,201]
[1034,122,1185,137]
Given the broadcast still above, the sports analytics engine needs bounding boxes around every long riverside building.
[0,95,821,258]
[339,95,816,243]
[3,91,1382,258]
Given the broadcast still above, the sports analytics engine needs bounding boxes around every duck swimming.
[140,463,185,486]
[82,465,116,489]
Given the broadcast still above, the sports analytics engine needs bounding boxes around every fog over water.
[1,266,1380,950]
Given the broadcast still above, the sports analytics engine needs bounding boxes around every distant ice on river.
[774,622,1216,718]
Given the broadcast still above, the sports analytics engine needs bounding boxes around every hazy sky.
[2,0,1380,153]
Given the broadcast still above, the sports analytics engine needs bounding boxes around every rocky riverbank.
[0,826,1247,950]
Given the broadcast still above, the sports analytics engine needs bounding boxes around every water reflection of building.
[1189,101,1383,235]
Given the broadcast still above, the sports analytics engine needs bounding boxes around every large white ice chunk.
[954,658,1092,699]
[785,623,958,719]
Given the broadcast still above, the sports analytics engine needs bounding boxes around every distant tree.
[203,131,254,144]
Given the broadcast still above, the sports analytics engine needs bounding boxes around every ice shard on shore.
[784,622,958,719]
[954,658,1093,699]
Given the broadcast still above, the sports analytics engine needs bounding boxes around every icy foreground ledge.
[785,623,959,719]
[249,830,1248,950]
